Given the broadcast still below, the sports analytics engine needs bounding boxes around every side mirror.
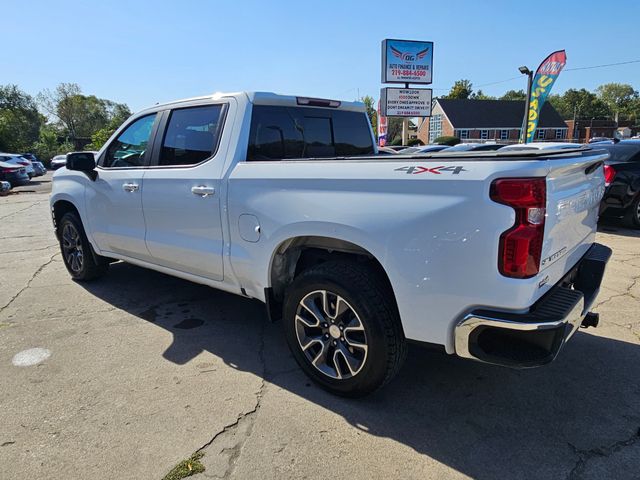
[66,152,97,180]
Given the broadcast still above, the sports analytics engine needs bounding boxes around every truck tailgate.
[541,153,607,274]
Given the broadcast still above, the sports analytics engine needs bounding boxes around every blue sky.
[4,0,640,112]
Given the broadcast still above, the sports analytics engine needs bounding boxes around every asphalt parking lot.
[1,177,639,480]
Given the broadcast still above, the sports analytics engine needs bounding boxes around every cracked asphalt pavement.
[1,179,640,480]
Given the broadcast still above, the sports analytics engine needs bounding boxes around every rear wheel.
[58,212,108,281]
[623,195,640,228]
[283,261,406,397]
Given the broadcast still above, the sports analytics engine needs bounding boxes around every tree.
[596,83,639,121]
[386,117,404,144]
[85,102,132,150]
[444,80,473,99]
[38,83,131,146]
[32,126,73,166]
[470,89,495,100]
[500,89,527,101]
[549,88,611,120]
[0,84,43,152]
[360,95,377,138]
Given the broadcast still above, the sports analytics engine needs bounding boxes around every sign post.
[380,39,434,146]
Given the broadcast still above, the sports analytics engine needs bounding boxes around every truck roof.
[140,92,366,114]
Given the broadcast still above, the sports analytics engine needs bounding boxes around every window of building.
[429,114,442,143]
[536,129,546,140]
[247,106,374,160]
[480,130,488,140]
[500,129,509,140]
[103,113,157,168]
[457,129,469,139]
[159,105,225,166]
[555,129,565,139]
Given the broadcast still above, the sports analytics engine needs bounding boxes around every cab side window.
[159,105,224,166]
[103,114,157,168]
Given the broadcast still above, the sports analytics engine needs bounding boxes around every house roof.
[435,99,566,129]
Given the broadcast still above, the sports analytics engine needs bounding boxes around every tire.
[623,195,640,229]
[283,261,407,397]
[58,212,108,281]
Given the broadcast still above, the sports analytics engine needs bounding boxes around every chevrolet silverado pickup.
[51,92,611,396]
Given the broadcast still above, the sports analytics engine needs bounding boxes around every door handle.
[122,182,139,192]
[191,185,215,197]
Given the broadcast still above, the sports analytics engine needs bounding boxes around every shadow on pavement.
[79,261,640,480]
[598,219,640,238]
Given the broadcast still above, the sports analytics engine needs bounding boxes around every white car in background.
[50,154,68,170]
[0,153,35,178]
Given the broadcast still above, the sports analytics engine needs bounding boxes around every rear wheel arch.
[268,236,400,316]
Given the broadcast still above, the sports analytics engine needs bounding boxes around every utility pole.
[519,66,534,143]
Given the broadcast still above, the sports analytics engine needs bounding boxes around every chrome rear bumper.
[455,243,612,368]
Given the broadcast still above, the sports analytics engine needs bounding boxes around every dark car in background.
[597,140,640,228]
[21,153,46,176]
[0,160,30,187]
[442,143,507,152]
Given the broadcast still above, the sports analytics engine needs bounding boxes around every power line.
[565,59,640,71]
[432,59,640,92]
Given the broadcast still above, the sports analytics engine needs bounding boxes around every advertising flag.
[377,100,387,146]
[524,50,567,143]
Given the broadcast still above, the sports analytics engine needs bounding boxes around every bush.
[407,138,424,146]
[433,136,461,146]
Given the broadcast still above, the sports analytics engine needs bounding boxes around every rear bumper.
[454,243,612,368]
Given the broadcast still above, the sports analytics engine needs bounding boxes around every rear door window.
[158,105,225,166]
[247,106,374,160]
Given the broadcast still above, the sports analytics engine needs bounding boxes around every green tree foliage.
[596,83,639,121]
[470,89,495,100]
[500,89,527,101]
[85,102,132,150]
[32,126,73,165]
[0,85,43,152]
[548,88,611,120]
[444,80,473,99]
[38,83,131,145]
[360,95,377,138]
[386,117,404,145]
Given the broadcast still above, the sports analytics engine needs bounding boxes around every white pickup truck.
[51,92,611,396]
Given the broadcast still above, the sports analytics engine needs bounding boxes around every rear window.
[600,144,640,163]
[247,105,374,161]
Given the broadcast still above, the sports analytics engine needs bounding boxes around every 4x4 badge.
[395,165,467,175]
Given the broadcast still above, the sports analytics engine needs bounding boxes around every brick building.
[417,99,568,144]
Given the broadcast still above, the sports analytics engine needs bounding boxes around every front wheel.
[58,212,108,281]
[283,261,406,397]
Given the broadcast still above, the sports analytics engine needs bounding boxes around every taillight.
[490,178,546,279]
[603,165,616,186]
[18,161,29,166]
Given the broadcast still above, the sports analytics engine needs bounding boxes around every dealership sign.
[380,88,432,117]
[381,39,433,84]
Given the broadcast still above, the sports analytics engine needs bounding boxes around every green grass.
[162,452,205,480]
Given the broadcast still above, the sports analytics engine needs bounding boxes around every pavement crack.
[567,427,640,479]
[192,322,267,479]
[0,252,58,314]
[0,200,44,221]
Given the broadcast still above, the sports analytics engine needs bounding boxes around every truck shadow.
[80,261,640,480]
[598,219,640,238]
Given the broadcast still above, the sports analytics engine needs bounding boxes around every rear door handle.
[191,185,215,197]
[122,182,139,192]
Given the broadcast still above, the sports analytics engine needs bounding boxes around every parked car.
[398,145,449,154]
[595,140,640,228]
[0,154,35,178]
[32,161,47,176]
[50,154,68,170]
[20,153,47,176]
[376,146,399,155]
[499,142,584,152]
[442,143,507,152]
[589,137,614,144]
[0,160,30,187]
[51,91,610,396]
[0,180,11,196]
